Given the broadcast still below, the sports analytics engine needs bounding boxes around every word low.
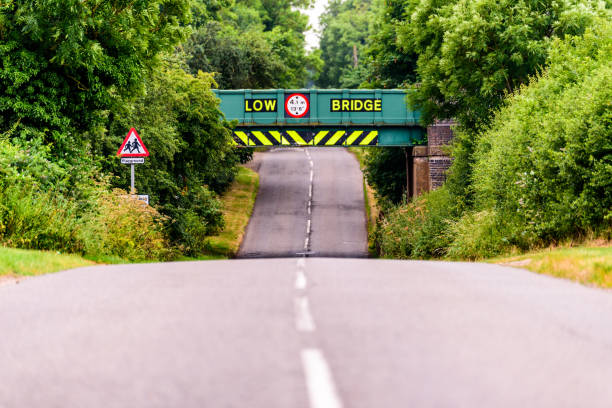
[245,99,277,112]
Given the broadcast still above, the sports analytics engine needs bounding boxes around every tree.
[184,22,287,88]
[399,0,610,129]
[317,0,375,88]
[185,0,319,88]
[102,61,238,254]
[362,0,418,89]
[0,0,190,157]
[395,0,610,208]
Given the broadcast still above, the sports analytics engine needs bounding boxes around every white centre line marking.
[295,296,316,332]
[301,349,344,408]
[295,269,307,290]
[309,185,313,199]
[304,237,309,249]
[310,170,314,183]
[306,219,311,235]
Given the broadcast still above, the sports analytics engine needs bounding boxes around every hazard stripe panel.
[232,130,378,146]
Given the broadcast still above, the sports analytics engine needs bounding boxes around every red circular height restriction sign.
[285,93,309,118]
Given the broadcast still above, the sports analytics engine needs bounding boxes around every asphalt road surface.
[238,147,368,258]
[3,259,612,407]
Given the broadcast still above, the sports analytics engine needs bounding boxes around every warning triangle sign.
[117,128,149,157]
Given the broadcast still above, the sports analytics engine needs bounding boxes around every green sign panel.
[213,89,425,146]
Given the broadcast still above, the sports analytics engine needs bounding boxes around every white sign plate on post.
[119,195,150,205]
[121,157,145,164]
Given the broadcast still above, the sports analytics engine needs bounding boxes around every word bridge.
[214,89,426,147]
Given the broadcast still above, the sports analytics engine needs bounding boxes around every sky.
[301,0,330,50]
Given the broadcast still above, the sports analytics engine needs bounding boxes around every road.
[3,148,612,407]
[238,147,368,258]
[3,259,612,407]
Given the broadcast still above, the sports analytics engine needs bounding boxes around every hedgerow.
[378,19,612,259]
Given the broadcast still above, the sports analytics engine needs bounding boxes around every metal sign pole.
[130,163,135,194]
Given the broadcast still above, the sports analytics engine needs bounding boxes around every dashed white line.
[306,219,311,235]
[295,269,307,290]
[304,237,310,249]
[301,349,344,408]
[310,170,314,183]
[295,296,316,332]
[309,185,313,199]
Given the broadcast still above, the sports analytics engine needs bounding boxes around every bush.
[378,187,455,259]
[364,147,407,204]
[160,185,224,256]
[80,190,175,261]
[0,185,175,261]
[468,22,612,252]
[445,210,520,260]
[0,186,81,251]
[0,139,175,261]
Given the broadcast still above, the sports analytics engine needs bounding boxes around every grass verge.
[348,147,379,256]
[492,242,612,288]
[0,247,94,278]
[205,165,260,257]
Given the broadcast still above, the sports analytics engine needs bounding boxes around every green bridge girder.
[213,89,426,147]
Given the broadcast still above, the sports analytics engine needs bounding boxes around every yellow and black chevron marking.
[232,130,378,146]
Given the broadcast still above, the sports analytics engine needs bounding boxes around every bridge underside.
[232,126,425,147]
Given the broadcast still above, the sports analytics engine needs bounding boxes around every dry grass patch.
[348,147,380,256]
[494,243,612,288]
[205,166,259,257]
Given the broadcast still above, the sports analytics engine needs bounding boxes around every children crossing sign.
[117,128,149,195]
[117,128,149,157]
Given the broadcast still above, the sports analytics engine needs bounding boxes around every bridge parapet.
[213,89,425,147]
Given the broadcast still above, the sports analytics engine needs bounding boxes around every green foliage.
[160,185,225,256]
[0,0,190,156]
[80,191,175,261]
[317,0,375,88]
[185,22,287,88]
[363,147,407,204]
[101,61,233,254]
[362,0,418,88]
[0,0,321,261]
[185,0,319,88]
[378,18,612,260]
[399,0,609,129]
[377,187,455,258]
[461,22,612,256]
[0,139,173,261]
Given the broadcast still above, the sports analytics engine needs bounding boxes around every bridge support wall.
[407,120,455,200]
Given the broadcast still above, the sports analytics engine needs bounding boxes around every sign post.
[130,163,135,194]
[117,128,149,196]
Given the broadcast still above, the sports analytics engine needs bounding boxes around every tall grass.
[0,184,175,262]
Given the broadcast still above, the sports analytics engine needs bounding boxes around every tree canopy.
[185,0,320,88]
[0,0,318,258]
[400,0,610,129]
[316,0,375,88]
[0,0,190,154]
